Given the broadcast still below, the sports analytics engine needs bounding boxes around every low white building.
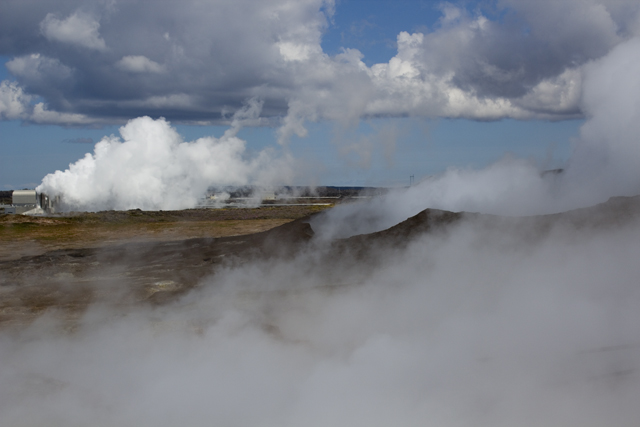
[12,190,37,206]
[0,190,56,215]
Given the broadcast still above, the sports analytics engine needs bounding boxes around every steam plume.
[37,100,292,211]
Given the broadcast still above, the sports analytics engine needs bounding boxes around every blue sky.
[0,109,581,189]
[321,0,445,64]
[2,0,632,190]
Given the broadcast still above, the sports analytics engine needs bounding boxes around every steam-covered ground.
[1,196,640,426]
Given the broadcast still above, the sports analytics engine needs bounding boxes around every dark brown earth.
[1,196,640,330]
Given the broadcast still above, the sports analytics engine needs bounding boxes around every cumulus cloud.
[271,0,638,139]
[0,78,98,125]
[31,102,97,125]
[40,11,107,51]
[0,80,31,120]
[4,54,79,115]
[6,54,72,87]
[116,55,165,73]
[0,0,637,126]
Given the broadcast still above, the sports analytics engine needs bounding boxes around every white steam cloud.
[37,100,293,211]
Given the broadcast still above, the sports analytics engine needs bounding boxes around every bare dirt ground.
[0,206,327,329]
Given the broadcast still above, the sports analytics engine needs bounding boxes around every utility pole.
[409,175,414,187]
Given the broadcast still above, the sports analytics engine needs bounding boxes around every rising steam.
[313,37,640,239]
[2,208,640,427]
[37,100,293,211]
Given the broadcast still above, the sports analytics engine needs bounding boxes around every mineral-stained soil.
[1,196,640,330]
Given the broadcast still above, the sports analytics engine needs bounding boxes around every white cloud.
[0,80,32,120]
[277,41,319,62]
[272,3,605,141]
[31,102,96,125]
[0,78,98,125]
[116,55,165,73]
[40,11,107,51]
[0,0,638,126]
[516,68,582,116]
[6,54,72,84]
[116,93,195,109]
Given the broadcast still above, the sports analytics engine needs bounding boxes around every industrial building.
[0,190,57,215]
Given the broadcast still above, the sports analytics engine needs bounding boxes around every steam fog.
[2,211,640,426]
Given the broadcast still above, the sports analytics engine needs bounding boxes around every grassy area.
[0,205,331,261]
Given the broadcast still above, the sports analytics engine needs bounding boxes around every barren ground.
[0,205,329,261]
[0,205,329,329]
